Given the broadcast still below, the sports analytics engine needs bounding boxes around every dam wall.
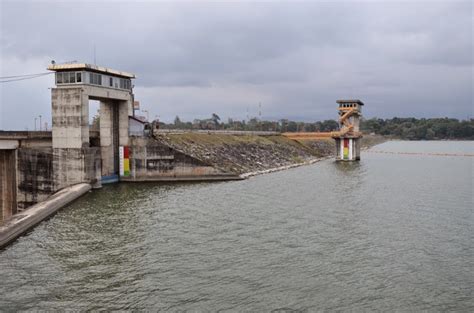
[125,137,237,181]
[17,148,54,210]
[16,147,100,212]
[52,147,101,191]
[0,139,101,224]
[148,133,332,175]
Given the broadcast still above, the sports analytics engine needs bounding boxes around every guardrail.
[156,129,279,136]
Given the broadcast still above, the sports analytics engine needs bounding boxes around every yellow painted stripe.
[124,159,130,171]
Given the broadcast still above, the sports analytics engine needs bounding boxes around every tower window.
[56,72,63,84]
[89,73,102,85]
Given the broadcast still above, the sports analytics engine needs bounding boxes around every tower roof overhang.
[336,99,364,106]
[47,63,136,79]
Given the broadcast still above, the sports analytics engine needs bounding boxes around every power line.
[0,72,53,83]
[0,72,51,79]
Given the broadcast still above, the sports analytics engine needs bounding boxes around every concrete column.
[355,138,361,160]
[51,88,89,190]
[52,88,88,149]
[100,100,115,176]
[340,139,344,159]
[118,100,130,147]
[0,150,17,223]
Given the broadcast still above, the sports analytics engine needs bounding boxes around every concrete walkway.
[0,183,91,249]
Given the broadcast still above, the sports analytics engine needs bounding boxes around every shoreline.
[239,156,329,179]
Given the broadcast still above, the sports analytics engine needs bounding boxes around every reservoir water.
[1,141,472,311]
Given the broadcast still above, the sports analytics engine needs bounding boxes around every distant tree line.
[159,114,473,140]
[361,117,474,140]
[161,114,339,133]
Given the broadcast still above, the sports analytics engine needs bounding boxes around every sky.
[0,0,472,130]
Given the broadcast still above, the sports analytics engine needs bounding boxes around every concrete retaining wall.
[125,137,238,181]
[0,183,91,249]
[15,147,100,211]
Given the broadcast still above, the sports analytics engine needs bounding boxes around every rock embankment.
[152,133,334,175]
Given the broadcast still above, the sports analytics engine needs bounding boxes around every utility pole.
[39,115,42,131]
[34,117,37,131]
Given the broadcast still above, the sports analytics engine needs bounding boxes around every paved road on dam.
[1,141,472,311]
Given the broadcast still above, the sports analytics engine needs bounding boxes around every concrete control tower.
[47,62,136,188]
[331,99,364,161]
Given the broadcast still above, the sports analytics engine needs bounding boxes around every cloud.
[0,0,472,129]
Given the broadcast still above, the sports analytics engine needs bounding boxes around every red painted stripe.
[343,139,349,148]
[124,146,129,158]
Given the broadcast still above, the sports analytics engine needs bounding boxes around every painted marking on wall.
[343,139,349,160]
[119,146,130,176]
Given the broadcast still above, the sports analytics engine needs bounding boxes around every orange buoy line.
[366,151,474,157]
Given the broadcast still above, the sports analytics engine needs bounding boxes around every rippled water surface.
[1,141,473,311]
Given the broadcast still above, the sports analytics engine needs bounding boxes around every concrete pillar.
[0,150,17,223]
[354,138,361,160]
[52,88,89,190]
[52,88,89,149]
[118,100,130,147]
[100,100,115,177]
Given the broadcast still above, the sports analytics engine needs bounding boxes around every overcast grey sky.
[0,0,472,130]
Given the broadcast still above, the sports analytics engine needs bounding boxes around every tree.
[174,115,182,127]
[211,113,221,128]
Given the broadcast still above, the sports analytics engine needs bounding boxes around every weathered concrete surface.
[126,137,240,181]
[0,183,91,249]
[149,133,325,175]
[0,131,52,149]
[0,140,19,150]
[52,147,101,191]
[0,150,17,224]
[52,88,88,149]
[17,148,54,210]
[51,88,89,189]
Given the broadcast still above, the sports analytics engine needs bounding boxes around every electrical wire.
[0,72,51,79]
[0,72,53,83]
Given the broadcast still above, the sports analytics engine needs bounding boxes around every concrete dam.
[0,62,376,248]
